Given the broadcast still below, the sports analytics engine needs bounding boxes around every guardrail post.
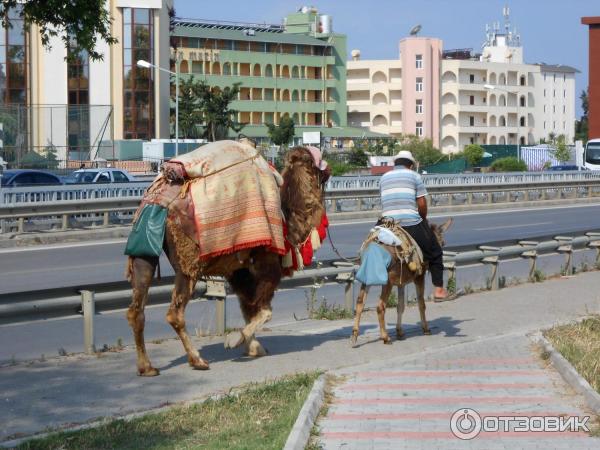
[588,186,594,198]
[103,211,110,227]
[487,192,493,204]
[81,290,96,354]
[356,198,363,212]
[479,246,500,290]
[586,232,600,266]
[334,262,355,312]
[206,278,227,335]
[61,214,68,231]
[466,192,473,205]
[519,241,539,282]
[555,236,573,275]
[17,217,24,234]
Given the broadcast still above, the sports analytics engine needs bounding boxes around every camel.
[126,144,327,376]
[351,218,453,347]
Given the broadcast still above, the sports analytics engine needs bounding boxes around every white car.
[67,168,136,184]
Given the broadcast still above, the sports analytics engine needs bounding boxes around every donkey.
[351,218,453,346]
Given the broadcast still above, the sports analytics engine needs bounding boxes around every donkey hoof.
[138,366,160,377]
[396,329,405,340]
[350,331,359,348]
[224,331,245,349]
[189,358,210,370]
[382,336,392,345]
[423,328,432,335]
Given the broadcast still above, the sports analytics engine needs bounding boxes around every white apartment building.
[347,8,578,154]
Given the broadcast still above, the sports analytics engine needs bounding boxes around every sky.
[175,0,598,117]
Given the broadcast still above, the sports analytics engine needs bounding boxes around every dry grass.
[545,315,600,393]
[17,372,320,450]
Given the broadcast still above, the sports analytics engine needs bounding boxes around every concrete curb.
[531,332,600,415]
[283,373,327,450]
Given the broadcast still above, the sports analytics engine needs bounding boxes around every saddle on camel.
[125,139,329,376]
[351,149,453,347]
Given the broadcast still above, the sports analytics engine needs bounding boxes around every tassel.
[294,247,304,270]
[282,249,294,268]
[310,228,321,251]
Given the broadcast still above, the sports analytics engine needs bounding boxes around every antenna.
[409,24,422,36]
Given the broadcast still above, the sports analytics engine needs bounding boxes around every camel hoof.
[224,331,245,349]
[138,367,160,377]
[246,340,267,357]
[350,330,359,347]
[189,359,210,370]
[423,328,432,335]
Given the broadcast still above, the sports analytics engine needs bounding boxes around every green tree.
[1,0,117,61]
[42,145,59,169]
[174,76,204,139]
[575,88,589,143]
[548,134,571,163]
[394,134,445,167]
[192,82,244,142]
[347,146,369,167]
[490,156,527,172]
[463,144,485,167]
[266,116,295,148]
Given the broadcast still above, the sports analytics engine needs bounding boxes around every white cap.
[394,150,416,166]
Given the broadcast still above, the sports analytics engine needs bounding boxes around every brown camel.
[351,218,453,347]
[126,146,326,376]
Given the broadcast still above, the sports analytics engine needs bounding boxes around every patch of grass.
[310,298,353,320]
[545,315,600,393]
[463,284,473,295]
[498,275,507,289]
[447,276,456,295]
[532,269,546,283]
[17,372,320,450]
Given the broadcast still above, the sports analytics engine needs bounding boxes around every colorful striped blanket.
[171,140,286,261]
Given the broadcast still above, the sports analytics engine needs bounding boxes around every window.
[553,74,556,82]
[469,95,474,105]
[563,89,566,98]
[553,89,556,97]
[112,171,129,183]
[563,105,566,113]
[415,121,423,136]
[553,105,556,113]
[415,54,423,69]
[416,77,423,92]
[520,96,525,107]
[470,137,474,144]
[544,74,547,81]
[97,172,111,183]
[469,74,475,84]
[469,116,475,126]
[563,121,566,130]
[416,99,423,114]
[553,121,556,129]
[520,116,525,127]
[544,121,546,130]
[67,36,89,157]
[123,8,155,140]
[544,89,546,97]
[544,105,546,113]
[520,75,526,86]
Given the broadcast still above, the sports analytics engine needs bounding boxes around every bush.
[463,144,485,167]
[490,156,527,172]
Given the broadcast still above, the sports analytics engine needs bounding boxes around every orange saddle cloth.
[171,140,286,261]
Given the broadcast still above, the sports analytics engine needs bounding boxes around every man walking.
[380,150,448,300]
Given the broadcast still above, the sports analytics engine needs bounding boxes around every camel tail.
[125,256,135,282]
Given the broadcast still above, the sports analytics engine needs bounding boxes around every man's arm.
[417,196,428,220]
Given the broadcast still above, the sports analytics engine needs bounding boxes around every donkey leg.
[165,272,209,370]
[415,274,431,335]
[351,284,369,347]
[127,256,160,376]
[396,285,407,340]
[377,282,393,344]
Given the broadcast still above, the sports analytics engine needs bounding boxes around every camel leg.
[127,256,160,376]
[396,285,407,340]
[165,272,209,370]
[226,257,280,355]
[415,273,431,335]
[377,282,393,344]
[351,284,370,347]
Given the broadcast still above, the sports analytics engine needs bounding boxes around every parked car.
[0,169,63,187]
[545,165,587,171]
[65,168,136,184]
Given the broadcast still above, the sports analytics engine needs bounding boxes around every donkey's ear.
[438,218,453,233]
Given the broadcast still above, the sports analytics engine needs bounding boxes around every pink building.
[400,37,442,147]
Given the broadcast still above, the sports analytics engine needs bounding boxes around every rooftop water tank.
[320,14,332,34]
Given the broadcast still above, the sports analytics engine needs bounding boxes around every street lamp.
[137,59,180,157]
[484,84,520,146]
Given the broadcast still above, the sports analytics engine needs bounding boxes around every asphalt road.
[1,203,600,295]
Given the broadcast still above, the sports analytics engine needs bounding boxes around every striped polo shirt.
[380,166,427,226]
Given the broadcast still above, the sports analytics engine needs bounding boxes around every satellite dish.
[409,24,422,36]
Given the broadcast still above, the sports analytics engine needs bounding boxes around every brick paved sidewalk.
[319,334,600,450]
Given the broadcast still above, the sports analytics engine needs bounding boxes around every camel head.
[280,146,328,246]
[429,218,453,247]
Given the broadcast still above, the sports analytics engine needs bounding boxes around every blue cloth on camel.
[355,242,392,286]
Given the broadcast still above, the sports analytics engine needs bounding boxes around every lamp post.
[137,59,180,157]
[484,84,520,146]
